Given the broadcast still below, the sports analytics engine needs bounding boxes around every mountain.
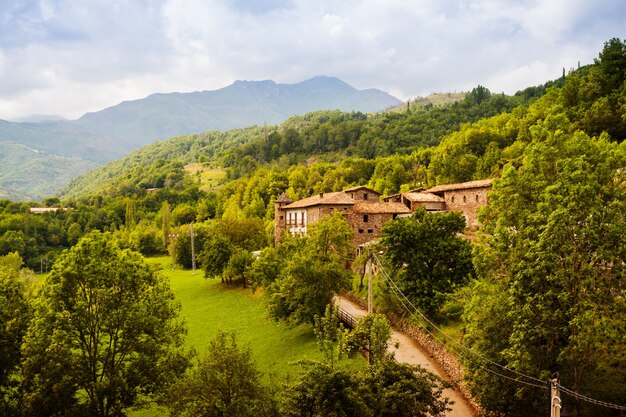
[73,76,401,148]
[0,76,401,200]
[10,114,67,123]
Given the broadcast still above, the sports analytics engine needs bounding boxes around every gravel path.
[335,296,477,417]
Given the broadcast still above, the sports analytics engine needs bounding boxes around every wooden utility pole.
[190,222,196,275]
[550,378,562,417]
[365,250,374,313]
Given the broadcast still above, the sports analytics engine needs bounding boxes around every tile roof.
[427,178,493,193]
[403,192,445,203]
[353,201,412,214]
[343,185,381,195]
[283,191,355,208]
[275,192,293,203]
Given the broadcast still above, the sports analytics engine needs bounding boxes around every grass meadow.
[146,256,327,384]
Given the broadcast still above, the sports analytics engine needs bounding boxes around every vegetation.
[0,38,625,416]
[380,209,474,316]
[167,331,275,417]
[20,232,189,416]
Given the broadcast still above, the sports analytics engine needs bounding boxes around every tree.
[167,331,275,417]
[20,231,188,417]
[199,233,233,281]
[268,253,351,325]
[362,360,451,417]
[285,310,451,417]
[380,208,474,316]
[465,130,626,416]
[280,362,370,417]
[0,253,31,415]
[223,248,254,287]
[344,314,392,365]
[267,213,354,324]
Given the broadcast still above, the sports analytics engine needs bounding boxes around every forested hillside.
[1,39,625,417]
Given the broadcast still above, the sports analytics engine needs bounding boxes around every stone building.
[274,179,493,246]
[274,186,411,245]
[383,179,493,229]
[426,179,492,229]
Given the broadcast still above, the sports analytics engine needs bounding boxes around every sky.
[0,0,625,120]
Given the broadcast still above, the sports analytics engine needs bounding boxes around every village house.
[383,178,493,229]
[274,179,493,246]
[274,186,411,246]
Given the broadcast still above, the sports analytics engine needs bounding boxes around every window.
[476,194,479,202]
[451,196,455,203]
[367,229,373,234]
[363,215,369,223]
[364,193,368,200]
[463,195,467,203]
[393,214,397,220]
[358,229,364,234]
[279,215,283,220]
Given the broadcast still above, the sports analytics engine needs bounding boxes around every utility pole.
[550,378,562,417]
[367,259,373,314]
[365,249,374,313]
[190,222,196,275]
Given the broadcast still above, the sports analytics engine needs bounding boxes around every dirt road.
[335,296,477,417]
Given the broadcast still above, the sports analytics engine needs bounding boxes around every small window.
[364,193,368,200]
[451,196,455,203]
[358,229,364,234]
[463,195,467,203]
[279,216,283,220]
[475,194,479,202]
[363,215,369,223]
[393,214,397,220]
[367,229,373,234]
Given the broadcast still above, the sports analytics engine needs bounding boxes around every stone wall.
[441,187,490,229]
[349,212,394,246]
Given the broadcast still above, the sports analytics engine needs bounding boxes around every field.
[183,164,227,192]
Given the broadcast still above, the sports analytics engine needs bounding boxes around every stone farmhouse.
[274,186,411,246]
[384,178,493,229]
[274,179,493,246]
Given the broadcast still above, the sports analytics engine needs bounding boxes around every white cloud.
[0,0,624,119]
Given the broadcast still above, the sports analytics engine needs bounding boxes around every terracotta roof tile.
[284,191,355,208]
[275,192,293,203]
[403,192,445,203]
[343,185,381,195]
[353,201,412,214]
[427,178,493,193]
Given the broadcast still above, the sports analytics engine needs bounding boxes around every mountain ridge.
[0,76,401,200]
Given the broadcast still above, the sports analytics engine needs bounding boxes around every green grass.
[183,164,227,192]
[147,257,362,383]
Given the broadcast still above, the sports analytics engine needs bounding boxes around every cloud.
[0,0,624,119]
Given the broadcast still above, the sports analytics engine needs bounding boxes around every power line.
[558,384,626,411]
[372,252,545,386]
[379,262,546,390]
[370,252,626,410]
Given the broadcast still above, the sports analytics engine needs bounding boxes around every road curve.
[334,296,477,417]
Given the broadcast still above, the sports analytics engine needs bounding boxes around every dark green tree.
[20,231,188,417]
[0,253,31,415]
[380,208,474,316]
[465,129,626,417]
[167,331,275,417]
[268,213,353,325]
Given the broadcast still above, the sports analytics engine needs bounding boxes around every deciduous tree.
[20,231,188,417]
[380,208,474,316]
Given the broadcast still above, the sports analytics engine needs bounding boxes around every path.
[335,296,477,417]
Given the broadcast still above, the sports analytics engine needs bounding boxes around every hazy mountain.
[11,114,67,123]
[0,76,401,200]
[74,76,401,148]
